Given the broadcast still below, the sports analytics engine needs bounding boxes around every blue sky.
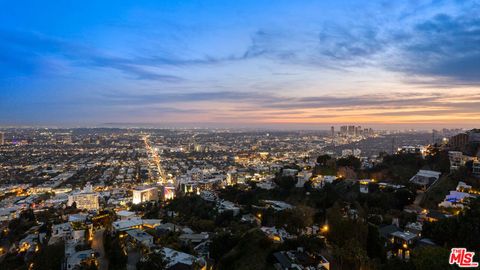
[1,0,479,128]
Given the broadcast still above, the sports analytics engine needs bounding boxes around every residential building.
[132,186,158,204]
[217,200,240,215]
[66,249,97,270]
[390,231,418,260]
[448,151,464,171]
[179,232,209,245]
[449,133,469,150]
[126,229,154,250]
[409,170,441,190]
[160,247,207,270]
[473,160,480,177]
[273,248,330,270]
[67,184,99,211]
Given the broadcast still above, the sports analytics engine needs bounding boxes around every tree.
[412,247,454,270]
[280,205,315,233]
[0,253,25,270]
[424,197,480,250]
[337,156,361,171]
[283,235,325,253]
[217,229,274,270]
[215,210,235,227]
[317,155,332,166]
[190,218,215,232]
[209,232,241,261]
[373,153,424,183]
[393,189,414,209]
[137,250,168,270]
[167,194,215,222]
[333,239,370,270]
[425,149,450,173]
[314,155,337,176]
[104,233,127,270]
[326,202,367,247]
[382,258,413,270]
[366,224,385,261]
[32,242,65,270]
[274,175,296,190]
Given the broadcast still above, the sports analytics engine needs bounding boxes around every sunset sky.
[1,0,479,129]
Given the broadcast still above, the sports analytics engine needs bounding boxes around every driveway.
[91,229,108,270]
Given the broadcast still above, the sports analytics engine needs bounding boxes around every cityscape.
[1,1,480,270]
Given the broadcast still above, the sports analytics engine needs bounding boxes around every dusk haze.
[1,0,479,128]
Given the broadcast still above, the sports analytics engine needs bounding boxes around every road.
[127,248,141,270]
[91,229,108,270]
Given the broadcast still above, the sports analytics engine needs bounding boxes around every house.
[310,175,336,189]
[179,232,209,245]
[425,210,448,222]
[282,169,298,177]
[260,227,293,243]
[142,219,162,229]
[217,200,240,216]
[257,180,277,190]
[438,190,475,209]
[296,171,312,188]
[126,229,154,249]
[159,247,207,270]
[51,222,72,239]
[117,210,138,220]
[448,151,464,171]
[66,249,97,270]
[193,240,211,258]
[241,214,261,225]
[68,214,88,223]
[19,234,39,253]
[273,248,330,270]
[405,222,423,237]
[112,218,162,232]
[156,223,180,234]
[112,219,143,232]
[409,170,441,190]
[199,191,217,202]
[379,225,401,242]
[263,200,293,211]
[389,231,418,260]
[67,183,100,211]
[358,179,375,193]
[132,186,158,205]
[473,160,480,177]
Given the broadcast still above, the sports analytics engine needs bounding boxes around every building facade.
[67,193,99,211]
[132,186,158,204]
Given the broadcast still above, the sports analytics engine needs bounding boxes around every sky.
[0,0,479,129]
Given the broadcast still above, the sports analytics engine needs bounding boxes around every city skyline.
[1,0,479,128]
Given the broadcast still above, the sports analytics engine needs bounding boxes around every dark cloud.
[318,25,385,62]
[235,6,480,85]
[1,1,479,87]
[0,29,182,81]
[392,13,480,83]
